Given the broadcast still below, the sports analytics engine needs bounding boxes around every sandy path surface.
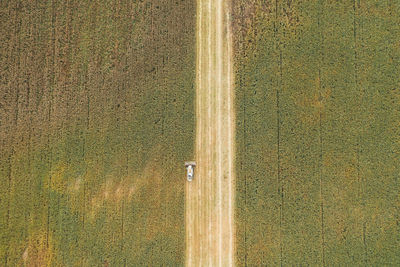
[186,0,235,266]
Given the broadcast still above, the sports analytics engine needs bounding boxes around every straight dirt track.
[186,0,235,266]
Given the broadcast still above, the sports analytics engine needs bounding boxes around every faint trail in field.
[186,0,235,266]
[207,0,212,265]
[226,4,235,265]
[217,0,223,263]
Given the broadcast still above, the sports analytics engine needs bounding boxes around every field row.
[233,0,400,265]
[0,0,195,265]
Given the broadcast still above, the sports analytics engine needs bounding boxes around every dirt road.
[186,0,235,266]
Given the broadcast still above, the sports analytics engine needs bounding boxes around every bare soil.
[186,0,235,266]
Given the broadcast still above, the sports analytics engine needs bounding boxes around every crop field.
[1,0,399,266]
[0,0,195,265]
[233,0,400,266]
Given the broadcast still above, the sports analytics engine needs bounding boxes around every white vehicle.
[185,161,196,182]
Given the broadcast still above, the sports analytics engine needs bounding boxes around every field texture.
[233,0,400,266]
[0,0,195,265]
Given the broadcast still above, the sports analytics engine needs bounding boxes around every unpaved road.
[186,0,235,266]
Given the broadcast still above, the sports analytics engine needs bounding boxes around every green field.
[233,0,400,265]
[0,0,195,265]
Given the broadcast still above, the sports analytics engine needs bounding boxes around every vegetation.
[0,0,195,265]
[233,0,400,265]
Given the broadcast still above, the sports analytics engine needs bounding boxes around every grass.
[0,0,195,265]
[233,0,400,265]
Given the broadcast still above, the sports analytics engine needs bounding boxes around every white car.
[185,161,196,182]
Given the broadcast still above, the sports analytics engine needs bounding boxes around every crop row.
[0,0,195,265]
[233,0,400,266]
